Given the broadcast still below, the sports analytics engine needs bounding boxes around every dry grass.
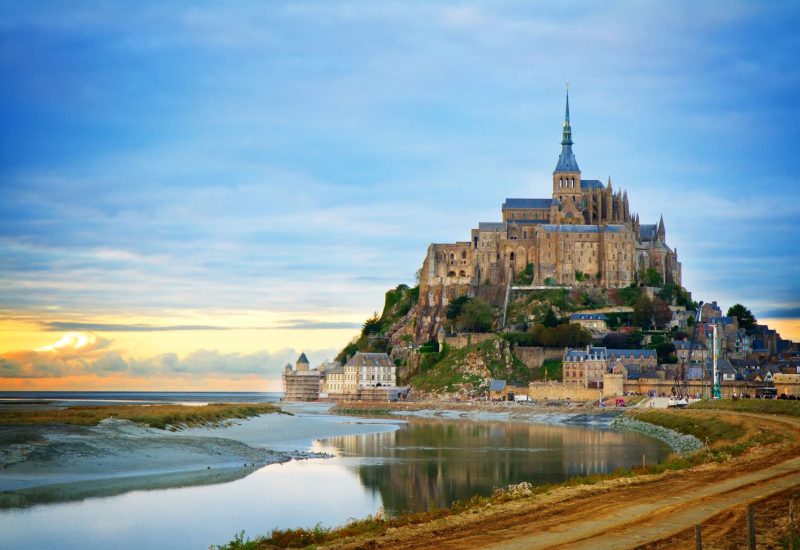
[689,398,800,417]
[0,403,285,430]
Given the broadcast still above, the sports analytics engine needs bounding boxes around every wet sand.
[0,403,404,497]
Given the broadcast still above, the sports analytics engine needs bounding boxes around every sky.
[1,1,799,391]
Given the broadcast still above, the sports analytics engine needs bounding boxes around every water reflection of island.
[322,418,670,514]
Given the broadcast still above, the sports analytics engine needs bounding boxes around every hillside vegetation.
[411,337,532,395]
[336,284,419,363]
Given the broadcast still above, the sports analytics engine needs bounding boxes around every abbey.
[418,92,681,313]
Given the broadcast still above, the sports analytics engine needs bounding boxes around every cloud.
[42,321,233,332]
[275,319,362,330]
[0,340,337,380]
[757,306,800,319]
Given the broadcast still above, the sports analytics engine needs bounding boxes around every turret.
[553,88,582,204]
[623,191,629,222]
[657,214,665,241]
[296,352,310,372]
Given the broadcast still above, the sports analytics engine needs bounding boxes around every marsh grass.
[0,403,286,430]
[689,398,800,417]
[632,410,746,444]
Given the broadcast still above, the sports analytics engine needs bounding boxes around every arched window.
[447,271,456,277]
[458,270,466,277]
[461,250,466,260]
[510,252,515,261]
[449,252,455,261]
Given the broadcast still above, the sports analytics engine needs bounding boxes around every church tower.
[553,89,582,206]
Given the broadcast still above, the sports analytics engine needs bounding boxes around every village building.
[563,346,608,388]
[282,352,322,401]
[673,339,708,363]
[322,351,401,400]
[569,313,609,334]
[605,348,657,369]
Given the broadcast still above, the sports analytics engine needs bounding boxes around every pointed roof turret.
[562,89,573,146]
[657,214,665,239]
[297,352,309,364]
[554,87,580,173]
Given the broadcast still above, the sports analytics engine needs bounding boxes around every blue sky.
[1,1,799,388]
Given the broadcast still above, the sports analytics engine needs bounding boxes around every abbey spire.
[554,88,580,173]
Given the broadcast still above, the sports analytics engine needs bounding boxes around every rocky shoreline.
[612,415,704,454]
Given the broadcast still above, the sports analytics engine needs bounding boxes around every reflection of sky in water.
[0,418,670,549]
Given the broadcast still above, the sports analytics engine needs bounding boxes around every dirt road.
[330,411,800,550]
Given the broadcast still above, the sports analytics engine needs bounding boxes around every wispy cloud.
[41,321,233,332]
[276,319,362,330]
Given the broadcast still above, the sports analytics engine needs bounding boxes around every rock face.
[410,337,525,399]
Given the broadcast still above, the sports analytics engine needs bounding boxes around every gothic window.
[461,250,466,260]
[449,253,455,261]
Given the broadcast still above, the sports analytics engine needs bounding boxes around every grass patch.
[632,410,746,444]
[528,358,562,381]
[0,403,286,430]
[689,398,800,417]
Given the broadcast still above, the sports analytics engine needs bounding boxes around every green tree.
[514,263,535,285]
[455,298,493,332]
[632,295,655,329]
[617,284,642,306]
[652,297,673,329]
[626,330,644,348]
[446,295,471,320]
[726,303,757,332]
[654,341,676,363]
[643,268,663,287]
[542,308,559,328]
[361,312,382,336]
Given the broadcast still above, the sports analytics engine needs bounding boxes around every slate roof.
[710,316,736,325]
[345,352,393,368]
[673,340,707,351]
[297,352,309,364]
[502,198,555,210]
[580,179,605,190]
[540,224,626,233]
[490,379,507,392]
[607,349,657,359]
[565,346,608,361]
[571,313,608,321]
[512,219,549,225]
[639,224,658,240]
[478,222,507,231]
[555,144,580,172]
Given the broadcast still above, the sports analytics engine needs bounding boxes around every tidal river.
[0,407,671,549]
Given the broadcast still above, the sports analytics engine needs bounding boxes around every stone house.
[569,313,609,334]
[563,346,608,388]
[673,339,708,363]
[323,352,397,396]
[605,348,657,369]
